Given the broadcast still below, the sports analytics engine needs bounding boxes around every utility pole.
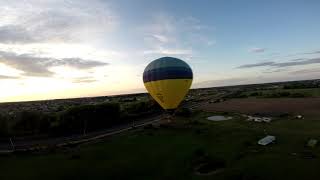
[132,118,135,128]
[83,119,87,136]
[9,137,15,151]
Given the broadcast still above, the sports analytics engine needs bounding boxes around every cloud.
[0,50,108,77]
[237,62,275,68]
[194,73,320,89]
[0,25,34,43]
[207,40,216,46]
[249,48,266,53]
[143,48,192,55]
[0,0,116,44]
[143,14,176,35]
[59,58,107,69]
[262,68,288,74]
[290,58,306,61]
[273,57,320,67]
[141,14,214,56]
[180,16,212,31]
[303,50,320,55]
[0,75,19,79]
[290,68,320,74]
[72,77,97,83]
[150,34,170,43]
[237,57,320,69]
[193,77,248,88]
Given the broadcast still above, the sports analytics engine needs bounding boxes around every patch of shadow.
[69,154,81,160]
[191,148,226,176]
[194,161,226,176]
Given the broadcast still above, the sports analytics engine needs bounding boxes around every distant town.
[1,79,319,115]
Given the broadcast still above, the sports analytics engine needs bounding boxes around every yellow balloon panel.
[144,79,192,109]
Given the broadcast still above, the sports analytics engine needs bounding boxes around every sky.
[0,0,320,102]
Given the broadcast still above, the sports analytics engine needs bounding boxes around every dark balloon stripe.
[144,57,190,72]
[143,67,193,83]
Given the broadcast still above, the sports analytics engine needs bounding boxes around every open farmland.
[201,98,320,117]
[244,88,320,98]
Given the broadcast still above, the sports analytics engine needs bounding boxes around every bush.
[249,92,262,96]
[0,114,9,137]
[265,91,291,98]
[58,103,121,134]
[124,101,149,114]
[0,99,162,137]
[281,92,290,96]
[175,108,192,117]
[226,91,248,98]
[12,111,50,135]
[121,100,162,119]
[283,83,318,89]
[289,93,306,98]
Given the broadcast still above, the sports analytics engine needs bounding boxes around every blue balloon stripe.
[144,57,190,72]
[143,67,193,83]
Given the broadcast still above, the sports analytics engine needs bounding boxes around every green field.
[1,111,320,180]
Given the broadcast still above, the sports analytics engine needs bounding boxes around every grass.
[1,111,320,180]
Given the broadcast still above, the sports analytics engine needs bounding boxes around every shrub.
[58,102,121,134]
[124,101,149,114]
[279,92,290,97]
[175,107,192,117]
[249,92,262,96]
[121,100,162,119]
[290,93,306,98]
[0,114,9,137]
[12,111,50,135]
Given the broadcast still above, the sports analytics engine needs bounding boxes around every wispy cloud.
[273,50,320,59]
[150,34,170,43]
[143,48,192,55]
[274,57,320,67]
[0,0,117,44]
[249,47,266,53]
[0,75,19,79]
[262,68,288,74]
[290,68,320,74]
[237,57,320,69]
[193,77,248,88]
[141,14,214,56]
[0,50,108,77]
[72,77,97,83]
[303,50,320,55]
[290,58,306,61]
[237,62,275,68]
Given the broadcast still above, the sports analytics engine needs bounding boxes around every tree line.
[0,100,161,138]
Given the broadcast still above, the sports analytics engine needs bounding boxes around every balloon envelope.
[143,57,193,110]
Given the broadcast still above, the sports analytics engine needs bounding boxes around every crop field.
[202,98,320,117]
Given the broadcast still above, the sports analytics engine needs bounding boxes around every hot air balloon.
[143,57,193,111]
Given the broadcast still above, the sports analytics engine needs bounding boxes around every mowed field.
[201,98,320,117]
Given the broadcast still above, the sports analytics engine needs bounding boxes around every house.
[247,116,272,123]
[258,135,276,146]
